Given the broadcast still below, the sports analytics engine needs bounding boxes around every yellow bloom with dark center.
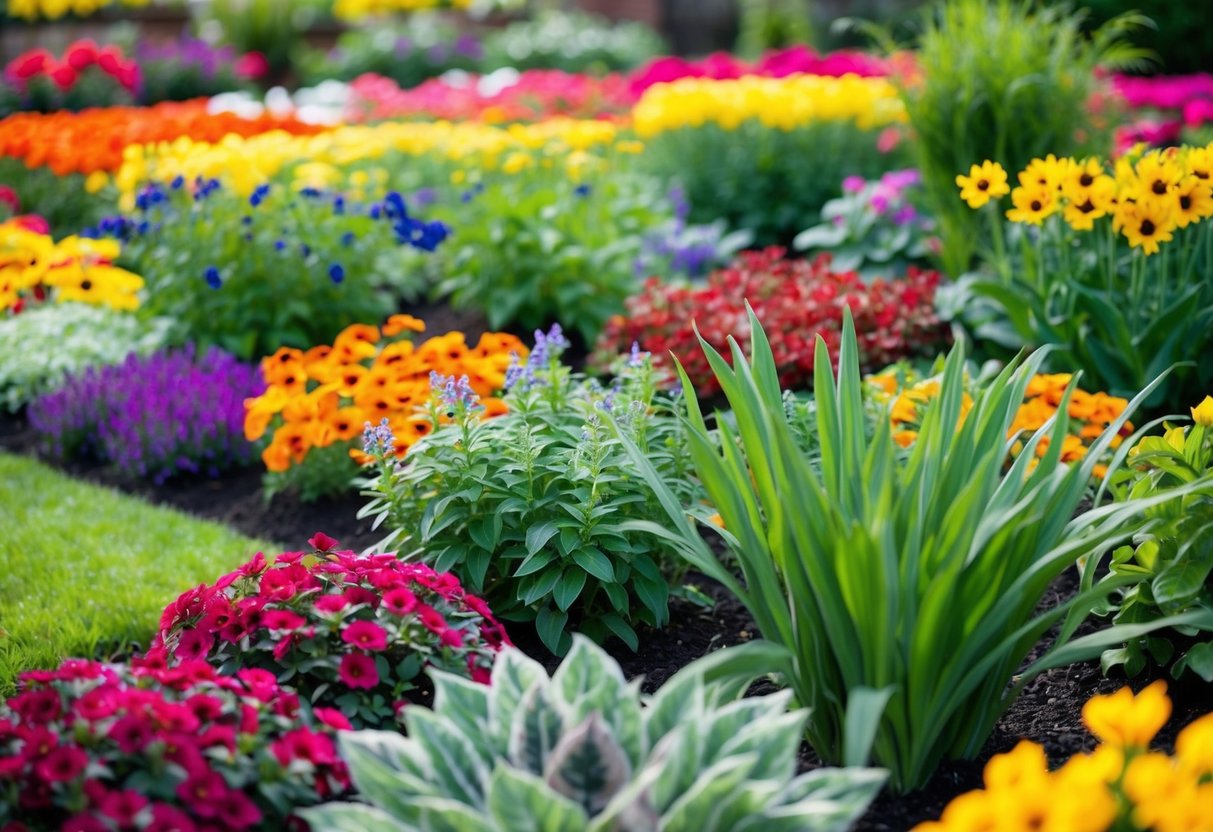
[1006,184,1057,225]
[1184,145,1213,181]
[1172,177,1213,228]
[1132,151,1184,209]
[1019,154,1072,191]
[956,160,1010,208]
[1082,680,1171,749]
[1117,198,1176,255]
[1062,174,1116,231]
[1061,156,1105,194]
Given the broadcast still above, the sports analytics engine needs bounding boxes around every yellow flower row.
[332,0,471,19]
[114,119,630,206]
[5,0,146,21]
[916,682,1213,832]
[0,220,142,313]
[632,73,906,137]
[957,143,1213,255]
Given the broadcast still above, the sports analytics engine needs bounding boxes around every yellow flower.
[956,161,1010,208]
[1062,174,1116,231]
[1176,713,1213,777]
[1173,178,1213,228]
[1081,680,1171,749]
[1117,198,1176,255]
[1186,145,1213,181]
[1191,395,1213,427]
[1060,157,1105,194]
[84,170,110,194]
[1019,154,1072,191]
[1134,151,1184,205]
[1006,184,1058,225]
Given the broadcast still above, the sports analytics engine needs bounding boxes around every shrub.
[153,535,510,729]
[360,327,703,655]
[301,636,887,832]
[793,169,938,276]
[480,10,667,74]
[133,37,259,104]
[915,682,1213,832]
[944,148,1213,406]
[0,658,350,830]
[1,41,139,117]
[620,307,1213,791]
[0,160,113,233]
[1094,397,1213,680]
[592,247,945,396]
[887,0,1148,275]
[634,74,907,245]
[28,346,261,483]
[245,317,525,501]
[0,303,170,413]
[92,181,447,361]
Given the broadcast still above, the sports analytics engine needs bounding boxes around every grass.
[0,453,272,695]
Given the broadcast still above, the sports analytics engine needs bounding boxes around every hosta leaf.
[544,713,632,816]
[489,650,552,755]
[487,764,591,832]
[406,709,491,807]
[508,682,565,776]
[431,670,490,740]
[659,753,755,832]
[337,730,436,822]
[298,803,411,831]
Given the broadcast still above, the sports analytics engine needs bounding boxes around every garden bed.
[0,406,1201,830]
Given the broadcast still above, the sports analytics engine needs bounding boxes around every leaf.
[1174,641,1213,682]
[599,613,639,652]
[572,548,615,583]
[535,607,570,655]
[543,713,632,816]
[487,765,590,832]
[297,803,410,831]
[508,683,565,776]
[1152,542,1213,608]
[527,521,561,556]
[554,568,588,612]
[843,687,894,768]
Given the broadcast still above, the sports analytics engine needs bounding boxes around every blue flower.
[274,239,286,252]
[300,244,312,258]
[328,263,345,284]
[340,231,355,247]
[574,184,592,198]
[170,175,185,190]
[203,266,222,289]
[332,196,345,215]
[249,183,271,207]
[383,191,409,220]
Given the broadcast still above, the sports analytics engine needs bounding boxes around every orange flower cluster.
[244,316,527,473]
[0,100,326,176]
[870,370,1132,474]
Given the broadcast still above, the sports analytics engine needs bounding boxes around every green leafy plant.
[434,171,666,344]
[359,330,703,655]
[619,306,1213,792]
[301,636,886,832]
[873,0,1149,275]
[480,10,666,74]
[297,15,481,88]
[0,303,171,412]
[1094,400,1213,681]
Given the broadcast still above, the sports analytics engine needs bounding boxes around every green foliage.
[737,0,815,57]
[0,303,171,412]
[1095,415,1213,681]
[1083,0,1213,74]
[112,181,433,360]
[0,453,268,696]
[888,0,1149,275]
[0,158,115,234]
[359,339,703,656]
[433,171,667,344]
[300,636,886,832]
[618,306,1213,792]
[481,11,666,74]
[642,121,904,247]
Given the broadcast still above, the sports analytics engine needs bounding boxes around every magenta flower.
[33,746,88,783]
[338,653,379,690]
[382,587,418,616]
[341,620,388,652]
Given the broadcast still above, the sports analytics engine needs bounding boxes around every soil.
[2,407,1210,831]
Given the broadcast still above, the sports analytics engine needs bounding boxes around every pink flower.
[416,604,448,635]
[234,51,269,80]
[108,715,152,753]
[313,707,352,731]
[173,629,214,662]
[263,609,307,631]
[842,175,866,193]
[271,728,337,767]
[338,652,379,690]
[239,552,268,577]
[176,770,228,818]
[146,804,198,832]
[236,668,279,701]
[440,627,464,647]
[314,593,349,614]
[75,687,119,722]
[308,531,339,552]
[341,586,378,608]
[98,789,148,825]
[7,214,49,235]
[216,789,263,830]
[382,587,418,615]
[259,568,298,600]
[64,40,98,70]
[341,620,388,651]
[11,688,62,723]
[60,815,106,832]
[33,745,88,783]
[0,185,17,213]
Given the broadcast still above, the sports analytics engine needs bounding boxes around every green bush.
[302,636,887,832]
[622,306,1213,791]
[886,0,1148,275]
[481,10,666,74]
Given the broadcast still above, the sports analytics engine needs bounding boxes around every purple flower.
[361,418,395,456]
[842,175,867,194]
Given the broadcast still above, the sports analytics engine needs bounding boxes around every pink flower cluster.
[0,659,349,831]
[153,533,510,728]
[626,45,900,98]
[4,40,139,94]
[1110,72,1213,151]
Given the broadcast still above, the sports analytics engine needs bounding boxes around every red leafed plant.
[0,658,349,831]
[152,534,510,729]
[592,247,947,394]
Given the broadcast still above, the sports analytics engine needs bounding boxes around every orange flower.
[321,406,365,444]
[480,397,510,419]
[374,340,416,368]
[382,313,426,336]
[335,323,380,348]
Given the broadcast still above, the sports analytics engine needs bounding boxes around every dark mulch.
[3,409,1208,831]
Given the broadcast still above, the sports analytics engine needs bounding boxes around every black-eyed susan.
[1117,199,1176,255]
[1172,178,1213,228]
[1186,145,1213,181]
[956,160,1010,208]
[1060,157,1105,195]
[1062,174,1116,232]
[1132,151,1183,208]
[1006,184,1058,225]
[1019,154,1072,192]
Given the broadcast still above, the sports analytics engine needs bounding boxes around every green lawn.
[0,453,272,694]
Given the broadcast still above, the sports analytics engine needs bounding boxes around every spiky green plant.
[301,637,886,832]
[617,306,1213,792]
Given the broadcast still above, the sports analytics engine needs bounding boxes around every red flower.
[174,629,214,662]
[108,715,153,753]
[233,52,269,80]
[98,789,149,825]
[313,593,349,614]
[146,804,197,832]
[308,531,339,552]
[175,770,228,818]
[64,40,98,70]
[0,185,17,213]
[263,609,307,631]
[216,789,263,830]
[312,707,353,731]
[382,587,418,615]
[338,652,379,690]
[60,815,106,832]
[33,745,88,784]
[49,64,78,91]
[6,49,54,81]
[341,620,388,651]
